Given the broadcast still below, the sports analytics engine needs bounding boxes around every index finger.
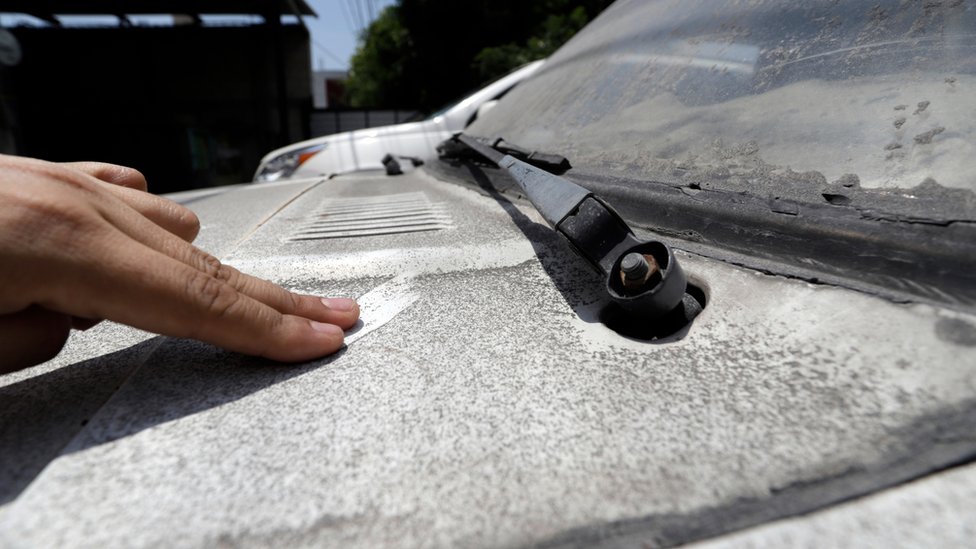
[62,161,148,191]
[48,231,346,362]
[98,182,201,242]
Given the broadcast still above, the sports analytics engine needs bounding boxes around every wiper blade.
[491,138,572,173]
[438,135,571,173]
[445,133,698,323]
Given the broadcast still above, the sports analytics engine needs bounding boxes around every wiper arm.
[444,133,697,323]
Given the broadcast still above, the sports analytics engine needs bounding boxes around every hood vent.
[288,192,453,241]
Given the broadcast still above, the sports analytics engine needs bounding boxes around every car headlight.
[254,144,326,182]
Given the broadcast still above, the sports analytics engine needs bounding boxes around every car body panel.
[2,171,974,548]
[254,60,545,181]
[688,463,976,549]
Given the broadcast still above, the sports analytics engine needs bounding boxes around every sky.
[0,0,398,72]
[306,0,397,71]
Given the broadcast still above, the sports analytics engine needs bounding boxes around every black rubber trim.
[429,159,976,312]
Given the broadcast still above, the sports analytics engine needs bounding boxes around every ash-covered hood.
[2,169,976,548]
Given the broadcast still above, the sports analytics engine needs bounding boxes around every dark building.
[0,1,315,192]
[311,69,349,109]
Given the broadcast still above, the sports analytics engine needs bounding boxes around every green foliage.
[345,0,613,111]
[344,6,415,108]
[475,6,590,80]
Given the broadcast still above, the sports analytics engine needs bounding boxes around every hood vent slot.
[288,192,453,241]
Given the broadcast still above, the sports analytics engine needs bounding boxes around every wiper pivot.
[448,133,694,323]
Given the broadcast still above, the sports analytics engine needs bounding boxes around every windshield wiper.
[442,133,701,324]
[438,135,571,173]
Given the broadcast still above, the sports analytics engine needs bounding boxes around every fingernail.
[321,297,356,312]
[310,321,344,336]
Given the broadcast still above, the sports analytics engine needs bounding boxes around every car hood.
[2,169,976,547]
[344,119,438,140]
[259,119,438,164]
[335,119,445,147]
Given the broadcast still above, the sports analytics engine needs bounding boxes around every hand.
[0,155,359,373]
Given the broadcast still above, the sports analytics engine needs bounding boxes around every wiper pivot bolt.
[620,252,660,290]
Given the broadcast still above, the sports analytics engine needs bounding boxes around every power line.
[312,39,345,66]
[350,0,365,31]
[335,0,356,35]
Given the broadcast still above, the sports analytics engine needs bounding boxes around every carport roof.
[2,0,316,18]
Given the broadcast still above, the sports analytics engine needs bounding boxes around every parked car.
[252,59,545,182]
[3,1,975,548]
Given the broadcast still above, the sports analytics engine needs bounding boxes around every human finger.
[187,257,360,330]
[203,262,361,329]
[4,157,198,242]
[97,182,200,242]
[89,194,358,328]
[61,161,148,191]
[50,233,347,362]
[0,306,72,374]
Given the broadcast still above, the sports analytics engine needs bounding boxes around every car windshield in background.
[471,0,976,200]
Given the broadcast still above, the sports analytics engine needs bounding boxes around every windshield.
[470,0,976,198]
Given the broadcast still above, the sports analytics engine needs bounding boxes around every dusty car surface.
[253,60,545,182]
[2,0,976,547]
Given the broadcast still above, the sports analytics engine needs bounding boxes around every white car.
[253,59,545,182]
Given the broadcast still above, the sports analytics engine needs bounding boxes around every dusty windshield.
[470,0,976,197]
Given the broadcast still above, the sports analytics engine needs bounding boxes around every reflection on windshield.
[616,41,759,75]
[471,0,976,197]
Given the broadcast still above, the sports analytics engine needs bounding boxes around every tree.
[344,5,416,109]
[345,0,613,111]
[471,5,592,81]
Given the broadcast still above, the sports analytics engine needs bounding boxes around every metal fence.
[310,109,421,137]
